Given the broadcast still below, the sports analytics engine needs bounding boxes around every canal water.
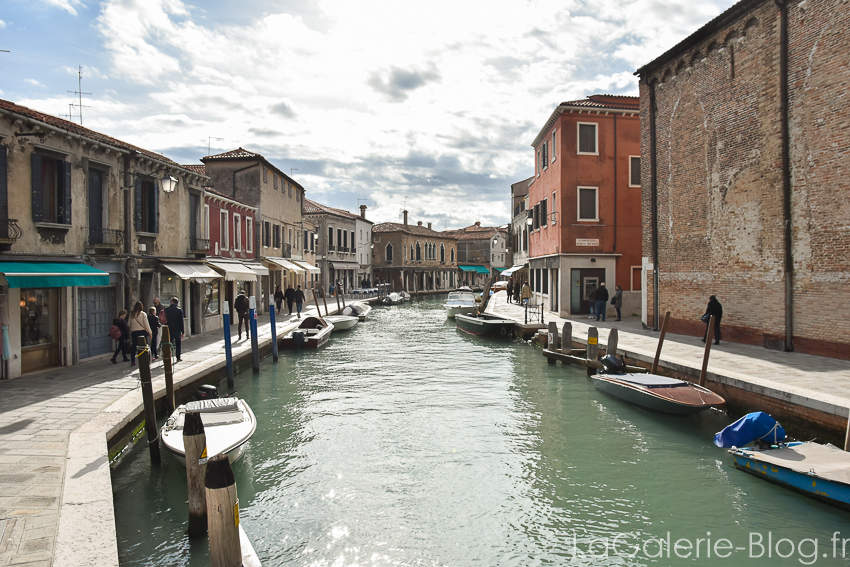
[112,296,850,566]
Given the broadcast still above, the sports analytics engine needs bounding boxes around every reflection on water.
[113,296,850,566]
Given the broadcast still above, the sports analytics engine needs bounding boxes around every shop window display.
[204,281,220,316]
[21,289,56,347]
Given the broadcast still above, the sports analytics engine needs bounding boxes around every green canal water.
[112,296,850,566]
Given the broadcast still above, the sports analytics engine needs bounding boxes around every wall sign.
[576,238,600,246]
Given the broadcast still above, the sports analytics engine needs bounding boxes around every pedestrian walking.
[520,282,532,305]
[147,307,161,360]
[507,278,514,303]
[294,284,306,318]
[110,310,130,364]
[284,284,295,316]
[165,297,185,362]
[513,282,521,303]
[152,296,164,353]
[612,285,623,321]
[702,295,723,345]
[274,285,284,314]
[234,290,250,340]
[586,286,597,319]
[128,301,152,367]
[595,282,609,322]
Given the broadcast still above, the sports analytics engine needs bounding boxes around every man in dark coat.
[703,295,723,345]
[294,285,306,319]
[110,310,130,364]
[506,278,514,303]
[595,282,610,322]
[284,284,295,316]
[234,290,250,340]
[165,297,185,362]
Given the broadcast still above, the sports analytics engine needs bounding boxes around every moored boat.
[324,315,358,330]
[455,312,515,337]
[160,398,257,467]
[382,292,405,305]
[591,356,725,415]
[445,288,476,318]
[342,301,371,321]
[281,316,334,349]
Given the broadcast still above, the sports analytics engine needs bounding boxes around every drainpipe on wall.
[613,113,618,254]
[774,0,794,352]
[649,81,660,332]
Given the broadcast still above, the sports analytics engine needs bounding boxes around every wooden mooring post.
[699,315,715,387]
[607,329,619,357]
[546,322,558,364]
[184,410,207,537]
[222,302,234,388]
[268,292,279,362]
[160,326,175,413]
[586,327,599,376]
[651,311,671,374]
[137,337,161,465]
[206,455,241,567]
[560,322,572,354]
[249,296,259,374]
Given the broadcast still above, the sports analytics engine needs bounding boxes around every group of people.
[586,283,624,322]
[110,297,184,366]
[271,285,307,321]
[505,278,532,305]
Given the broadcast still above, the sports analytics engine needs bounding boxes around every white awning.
[244,262,269,277]
[501,264,528,277]
[265,257,305,274]
[289,259,321,274]
[162,263,222,282]
[207,260,257,282]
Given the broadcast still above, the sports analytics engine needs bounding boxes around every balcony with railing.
[0,218,23,245]
[328,245,336,252]
[190,236,211,253]
[87,227,124,248]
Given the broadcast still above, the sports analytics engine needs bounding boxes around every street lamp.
[160,173,178,194]
[526,210,534,226]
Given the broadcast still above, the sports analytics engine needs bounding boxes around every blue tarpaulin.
[714,412,786,448]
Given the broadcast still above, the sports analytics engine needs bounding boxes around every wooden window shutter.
[134,178,142,231]
[31,153,44,222]
[63,161,72,225]
[153,179,160,233]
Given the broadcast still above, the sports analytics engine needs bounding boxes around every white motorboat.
[445,288,477,318]
[383,292,404,305]
[324,315,358,330]
[160,398,257,467]
[342,301,372,321]
[281,316,334,349]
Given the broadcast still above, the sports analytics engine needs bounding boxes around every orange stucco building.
[527,94,642,317]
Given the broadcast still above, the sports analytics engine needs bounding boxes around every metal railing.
[190,236,211,251]
[328,245,336,252]
[87,227,124,247]
[0,218,23,244]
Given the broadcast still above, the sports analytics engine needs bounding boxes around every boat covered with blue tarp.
[714,411,786,448]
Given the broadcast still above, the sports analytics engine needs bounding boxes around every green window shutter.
[134,178,142,232]
[63,161,72,224]
[153,180,160,233]
[31,153,43,222]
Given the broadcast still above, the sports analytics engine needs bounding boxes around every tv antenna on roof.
[67,65,91,125]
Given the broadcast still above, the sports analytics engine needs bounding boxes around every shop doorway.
[570,268,605,315]
[78,287,115,359]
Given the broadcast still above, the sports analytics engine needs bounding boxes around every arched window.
[440,244,445,263]
[416,241,422,261]
[410,245,413,260]
[386,243,393,262]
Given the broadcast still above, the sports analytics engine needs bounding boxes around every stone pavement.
[0,304,328,567]
[488,291,850,419]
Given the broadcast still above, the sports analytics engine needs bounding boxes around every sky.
[1,0,735,229]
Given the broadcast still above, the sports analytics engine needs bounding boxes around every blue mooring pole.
[269,292,279,361]
[249,296,260,373]
[222,301,234,388]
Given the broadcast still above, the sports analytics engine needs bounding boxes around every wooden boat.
[160,398,257,467]
[591,372,725,415]
[342,301,371,321]
[281,316,334,349]
[324,315,358,330]
[445,289,476,318]
[729,442,850,511]
[455,312,514,337]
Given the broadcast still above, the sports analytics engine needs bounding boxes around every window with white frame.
[577,122,598,155]
[233,213,242,251]
[551,191,557,224]
[629,156,641,187]
[220,210,229,250]
[577,187,599,221]
[246,219,253,253]
[551,130,557,160]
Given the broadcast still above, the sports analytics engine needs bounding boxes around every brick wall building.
[637,0,850,359]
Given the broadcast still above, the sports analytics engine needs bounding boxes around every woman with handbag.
[612,285,623,321]
[702,295,723,345]
[128,301,152,367]
[109,310,130,364]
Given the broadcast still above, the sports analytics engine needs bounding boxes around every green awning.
[495,267,506,272]
[459,265,490,274]
[0,262,109,288]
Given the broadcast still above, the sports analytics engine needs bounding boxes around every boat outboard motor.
[600,354,627,374]
[198,384,218,400]
[293,330,306,348]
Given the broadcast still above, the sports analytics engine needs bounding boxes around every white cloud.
[0,19,6,28]
[24,79,44,87]
[37,0,85,16]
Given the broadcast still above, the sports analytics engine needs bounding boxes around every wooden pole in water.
[222,302,234,388]
[547,321,558,364]
[335,284,341,314]
[249,296,259,374]
[205,455,241,567]
[137,337,161,465]
[650,311,671,375]
[184,410,207,537]
[586,327,599,376]
[844,409,850,452]
[312,286,323,318]
[268,292,278,362]
[607,329,619,357]
[699,315,715,387]
[160,325,175,414]
[560,322,572,354]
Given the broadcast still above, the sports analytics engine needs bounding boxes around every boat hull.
[446,305,477,319]
[455,314,514,337]
[592,374,720,415]
[168,440,248,467]
[325,315,358,330]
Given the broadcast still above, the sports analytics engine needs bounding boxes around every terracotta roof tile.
[202,147,264,160]
[182,164,206,175]
[0,97,191,169]
[372,222,453,237]
[303,199,359,220]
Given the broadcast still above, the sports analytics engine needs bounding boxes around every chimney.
[403,210,408,225]
[475,221,481,227]
[417,221,422,226]
[360,204,367,219]
[427,222,432,230]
